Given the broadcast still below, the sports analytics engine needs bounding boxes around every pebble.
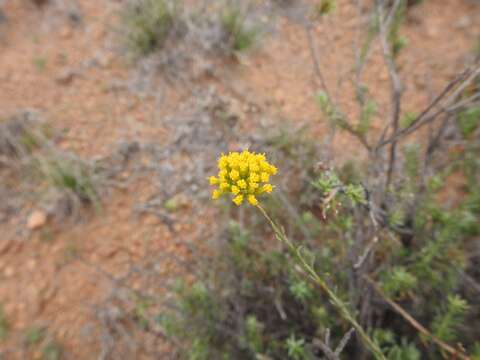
[455,16,471,29]
[27,210,47,230]
[56,69,78,85]
[4,266,14,277]
[60,26,73,40]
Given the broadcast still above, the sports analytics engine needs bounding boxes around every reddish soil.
[0,0,478,358]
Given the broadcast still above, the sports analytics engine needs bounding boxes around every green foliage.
[158,90,480,359]
[221,4,259,52]
[123,0,179,56]
[24,326,46,346]
[312,171,366,206]
[473,343,480,360]
[358,14,380,65]
[381,267,417,299]
[357,99,377,135]
[42,340,63,360]
[403,144,420,183]
[374,330,420,360]
[244,315,264,353]
[33,56,47,72]
[285,334,307,360]
[0,305,9,341]
[400,112,417,129]
[317,92,349,130]
[431,295,469,343]
[458,106,480,138]
[388,1,408,57]
[312,171,341,194]
[35,154,100,204]
[159,216,347,359]
[289,279,313,302]
[315,0,336,16]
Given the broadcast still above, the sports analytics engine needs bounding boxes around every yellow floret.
[262,184,273,193]
[260,172,270,182]
[249,162,260,172]
[249,181,259,191]
[209,150,277,206]
[248,195,258,206]
[249,173,260,183]
[228,158,238,169]
[239,162,248,173]
[230,170,240,181]
[237,179,247,189]
[233,195,244,206]
[218,155,228,169]
[212,189,221,200]
[260,162,271,171]
[255,153,266,162]
[219,169,228,180]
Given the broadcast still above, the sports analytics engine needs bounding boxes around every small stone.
[455,16,471,29]
[426,26,439,38]
[27,259,37,270]
[60,26,73,39]
[274,89,285,106]
[4,266,14,277]
[97,52,113,68]
[98,244,119,259]
[55,69,77,85]
[164,193,189,212]
[27,210,47,230]
[0,239,13,255]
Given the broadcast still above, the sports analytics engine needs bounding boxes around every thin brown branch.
[364,276,471,360]
[377,66,480,149]
[376,1,403,191]
[313,338,340,360]
[305,25,331,100]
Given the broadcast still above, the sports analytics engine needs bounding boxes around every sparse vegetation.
[154,2,480,359]
[42,340,63,360]
[33,56,47,72]
[24,326,46,346]
[123,0,181,56]
[0,305,9,342]
[34,153,100,206]
[0,0,478,359]
[122,0,262,68]
[220,3,259,52]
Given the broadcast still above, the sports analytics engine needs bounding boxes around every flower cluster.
[209,150,277,206]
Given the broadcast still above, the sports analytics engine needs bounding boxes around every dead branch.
[376,66,480,149]
[376,0,403,191]
[364,276,471,360]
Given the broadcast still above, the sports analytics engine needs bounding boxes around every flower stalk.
[256,204,386,360]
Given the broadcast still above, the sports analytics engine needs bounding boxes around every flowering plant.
[209,150,277,206]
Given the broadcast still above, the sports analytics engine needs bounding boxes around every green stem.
[256,205,386,360]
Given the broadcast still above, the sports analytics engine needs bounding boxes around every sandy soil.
[0,0,478,358]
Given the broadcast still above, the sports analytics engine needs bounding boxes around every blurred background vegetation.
[0,0,479,359]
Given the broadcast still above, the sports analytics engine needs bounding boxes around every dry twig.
[364,276,471,360]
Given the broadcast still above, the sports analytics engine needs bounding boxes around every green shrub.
[34,153,100,205]
[221,4,259,52]
[123,0,181,56]
[458,106,480,138]
[0,305,9,341]
[158,105,479,358]
[149,7,479,359]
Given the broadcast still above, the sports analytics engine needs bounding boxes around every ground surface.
[0,0,479,358]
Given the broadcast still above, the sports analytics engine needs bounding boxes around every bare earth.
[0,0,479,358]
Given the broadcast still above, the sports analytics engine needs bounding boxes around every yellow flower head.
[209,150,277,206]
